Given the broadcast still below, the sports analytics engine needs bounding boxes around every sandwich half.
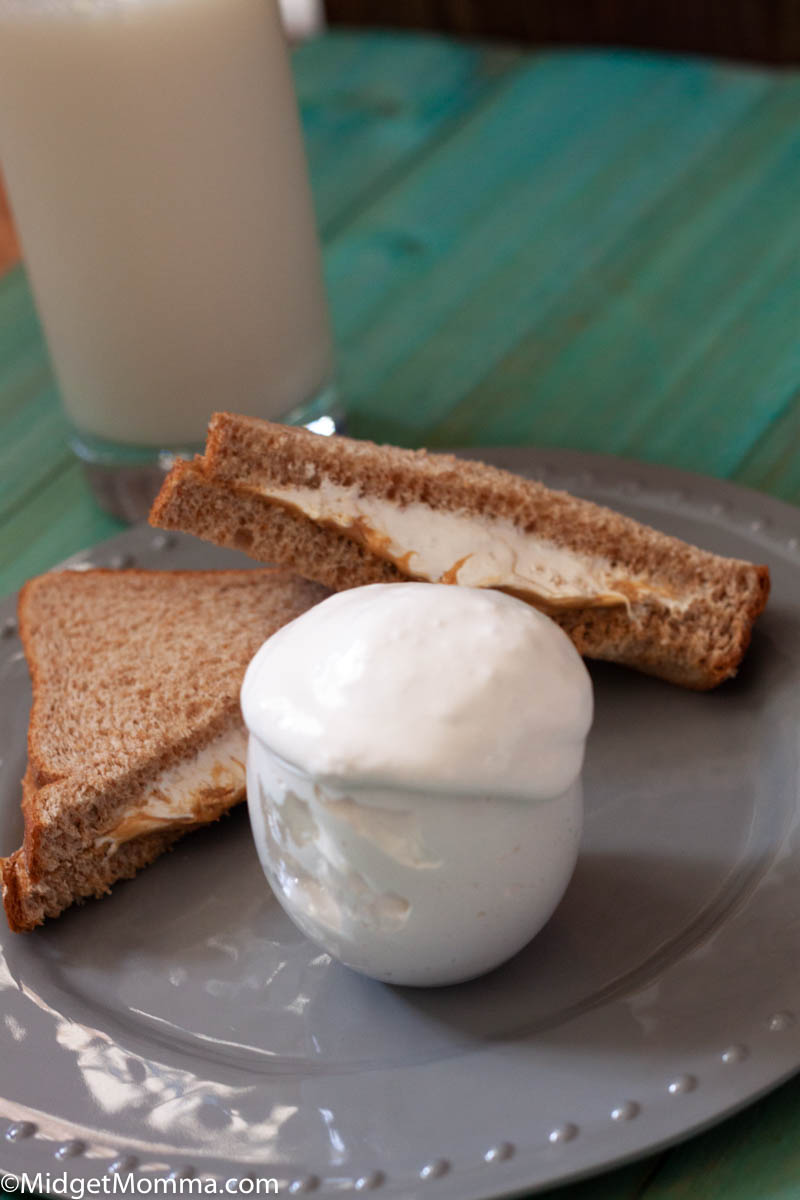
[2,566,327,932]
[150,413,769,691]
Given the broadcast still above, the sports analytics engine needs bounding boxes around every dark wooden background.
[324,0,800,64]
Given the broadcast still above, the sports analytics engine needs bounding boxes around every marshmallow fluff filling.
[241,583,593,800]
[247,478,691,612]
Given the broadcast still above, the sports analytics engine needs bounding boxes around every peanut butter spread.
[96,728,247,852]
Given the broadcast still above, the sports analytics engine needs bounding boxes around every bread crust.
[150,416,770,690]
[2,826,191,934]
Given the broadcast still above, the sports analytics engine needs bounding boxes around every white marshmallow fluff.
[242,583,593,986]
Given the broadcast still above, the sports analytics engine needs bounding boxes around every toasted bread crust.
[2,827,190,933]
[150,416,770,690]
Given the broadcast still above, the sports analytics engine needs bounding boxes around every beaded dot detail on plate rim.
[108,1155,138,1174]
[610,1102,639,1122]
[167,1167,196,1182]
[5,1121,36,1142]
[55,1140,86,1160]
[151,532,175,551]
[108,553,134,569]
[288,1176,320,1195]
[419,1159,450,1181]
[484,1142,515,1163]
[1,618,16,638]
[722,1045,749,1065]
[768,1011,796,1032]
[353,1171,385,1191]
[667,1074,697,1095]
[548,1124,578,1145]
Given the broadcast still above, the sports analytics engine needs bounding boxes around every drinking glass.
[0,0,338,520]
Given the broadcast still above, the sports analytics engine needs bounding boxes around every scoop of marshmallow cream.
[242,583,593,986]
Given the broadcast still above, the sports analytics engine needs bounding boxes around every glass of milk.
[0,0,336,520]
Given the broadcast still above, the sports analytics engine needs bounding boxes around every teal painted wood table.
[2,30,800,1199]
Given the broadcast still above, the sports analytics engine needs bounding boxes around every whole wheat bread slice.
[150,413,769,690]
[2,567,327,932]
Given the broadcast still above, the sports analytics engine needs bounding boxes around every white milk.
[0,0,333,446]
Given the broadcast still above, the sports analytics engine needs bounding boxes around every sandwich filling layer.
[96,727,247,853]
[246,478,692,611]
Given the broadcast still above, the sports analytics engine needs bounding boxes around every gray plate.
[2,447,800,1200]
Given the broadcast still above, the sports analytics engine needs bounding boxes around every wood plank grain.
[325,54,774,446]
[427,73,800,484]
[295,31,521,237]
[326,50,668,359]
